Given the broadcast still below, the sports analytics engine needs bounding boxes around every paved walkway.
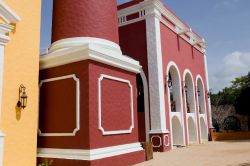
[135,140,250,166]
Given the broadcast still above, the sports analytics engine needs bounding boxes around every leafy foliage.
[38,160,53,166]
[210,71,250,107]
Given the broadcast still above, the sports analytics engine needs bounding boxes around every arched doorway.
[172,116,184,145]
[200,117,207,141]
[167,62,185,147]
[137,74,146,142]
[184,71,198,144]
[136,69,150,142]
[184,72,196,114]
[197,78,206,114]
[196,76,208,142]
[188,117,197,143]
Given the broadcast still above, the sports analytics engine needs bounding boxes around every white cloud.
[210,51,250,92]
[214,0,241,9]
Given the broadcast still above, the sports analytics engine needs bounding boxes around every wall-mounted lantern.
[168,74,172,88]
[184,84,188,99]
[197,87,201,97]
[184,85,188,93]
[17,84,27,109]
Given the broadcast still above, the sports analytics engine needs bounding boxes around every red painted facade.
[119,20,148,78]
[52,0,119,44]
[39,60,142,149]
[38,0,211,165]
[160,22,210,145]
[118,0,211,152]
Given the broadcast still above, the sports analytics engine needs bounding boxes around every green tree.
[211,72,250,130]
[210,72,250,106]
[234,72,250,130]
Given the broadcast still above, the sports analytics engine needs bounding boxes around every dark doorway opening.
[137,74,146,142]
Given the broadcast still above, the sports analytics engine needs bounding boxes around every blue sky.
[41,0,250,92]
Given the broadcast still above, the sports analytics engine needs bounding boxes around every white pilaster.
[145,6,167,133]
[204,54,213,128]
[0,27,10,166]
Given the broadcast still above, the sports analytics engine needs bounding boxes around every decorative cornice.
[149,129,169,134]
[0,1,20,46]
[0,1,21,23]
[118,0,206,53]
[0,33,10,46]
[40,37,141,73]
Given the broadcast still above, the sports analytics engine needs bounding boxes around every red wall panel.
[119,21,148,78]
[101,78,132,131]
[88,61,139,149]
[39,78,77,133]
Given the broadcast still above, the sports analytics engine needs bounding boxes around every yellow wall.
[1,0,41,165]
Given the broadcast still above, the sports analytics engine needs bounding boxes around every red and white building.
[37,0,212,165]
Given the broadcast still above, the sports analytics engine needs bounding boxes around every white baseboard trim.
[37,142,143,161]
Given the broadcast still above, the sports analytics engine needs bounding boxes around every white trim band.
[37,142,143,161]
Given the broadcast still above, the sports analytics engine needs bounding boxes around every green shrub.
[223,116,241,131]
[38,160,53,166]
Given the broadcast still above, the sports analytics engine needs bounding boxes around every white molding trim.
[98,74,134,135]
[37,142,143,161]
[164,135,170,147]
[38,74,80,137]
[151,136,162,148]
[0,1,21,23]
[149,129,169,134]
[40,37,141,74]
[117,0,206,53]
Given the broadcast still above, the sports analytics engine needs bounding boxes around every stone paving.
[135,140,250,166]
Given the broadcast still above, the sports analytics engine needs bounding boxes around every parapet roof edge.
[118,0,206,52]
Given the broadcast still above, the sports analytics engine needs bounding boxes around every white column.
[145,7,167,134]
[204,54,213,128]
[0,23,13,166]
[0,44,6,166]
